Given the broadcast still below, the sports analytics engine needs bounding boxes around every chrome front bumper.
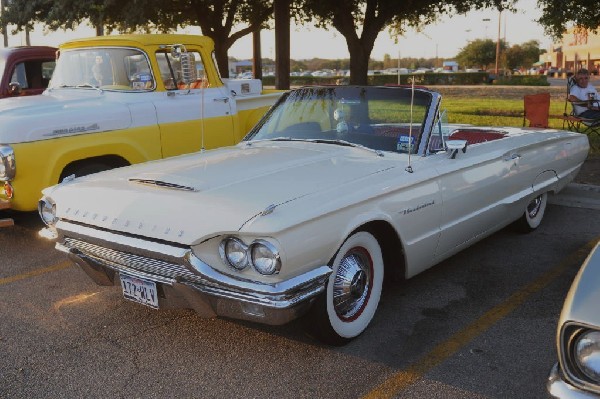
[548,363,600,399]
[0,197,14,227]
[52,221,331,326]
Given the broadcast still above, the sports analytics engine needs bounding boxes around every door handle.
[214,97,229,103]
[503,153,521,161]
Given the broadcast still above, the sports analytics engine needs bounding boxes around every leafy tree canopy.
[455,38,508,70]
[0,0,273,77]
[296,0,518,84]
[537,0,600,38]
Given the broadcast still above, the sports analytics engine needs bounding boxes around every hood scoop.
[128,178,197,192]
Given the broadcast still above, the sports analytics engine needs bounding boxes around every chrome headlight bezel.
[38,197,58,227]
[219,237,281,275]
[219,237,249,270]
[250,240,281,275]
[0,145,16,181]
[560,324,600,393]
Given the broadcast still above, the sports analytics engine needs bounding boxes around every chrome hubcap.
[333,248,372,321]
[527,195,542,218]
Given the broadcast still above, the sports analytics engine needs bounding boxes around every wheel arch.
[58,154,131,181]
[343,220,407,285]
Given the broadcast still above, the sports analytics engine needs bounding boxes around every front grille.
[63,237,202,283]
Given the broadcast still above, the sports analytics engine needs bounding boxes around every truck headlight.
[0,145,16,180]
[575,330,600,382]
[250,240,281,275]
[219,237,249,270]
[38,197,57,227]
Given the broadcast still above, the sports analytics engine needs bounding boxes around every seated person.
[568,68,600,119]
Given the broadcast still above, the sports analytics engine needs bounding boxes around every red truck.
[0,46,56,98]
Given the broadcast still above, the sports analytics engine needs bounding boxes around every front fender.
[10,125,162,211]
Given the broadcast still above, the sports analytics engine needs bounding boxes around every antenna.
[200,67,206,152]
[406,78,415,173]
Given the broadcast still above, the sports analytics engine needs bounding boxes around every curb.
[549,183,600,210]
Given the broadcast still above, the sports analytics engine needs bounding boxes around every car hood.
[0,89,132,143]
[47,142,396,245]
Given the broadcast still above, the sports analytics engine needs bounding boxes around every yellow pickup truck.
[0,34,282,226]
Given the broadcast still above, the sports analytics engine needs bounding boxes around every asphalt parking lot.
[1,186,599,399]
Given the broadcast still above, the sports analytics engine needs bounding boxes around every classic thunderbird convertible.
[38,85,589,344]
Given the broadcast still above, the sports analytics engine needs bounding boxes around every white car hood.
[0,90,132,143]
[48,142,395,245]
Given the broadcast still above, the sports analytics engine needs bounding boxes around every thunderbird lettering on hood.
[47,142,395,245]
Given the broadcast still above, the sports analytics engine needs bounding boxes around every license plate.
[120,274,159,309]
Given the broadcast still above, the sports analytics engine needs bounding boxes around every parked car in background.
[0,46,56,98]
[39,85,589,345]
[548,241,600,398]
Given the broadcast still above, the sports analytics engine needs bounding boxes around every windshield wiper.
[308,139,384,157]
[76,84,104,93]
[249,137,383,157]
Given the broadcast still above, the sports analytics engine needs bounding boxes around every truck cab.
[0,34,282,226]
[0,46,57,98]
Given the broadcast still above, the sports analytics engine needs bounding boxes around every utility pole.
[495,10,501,75]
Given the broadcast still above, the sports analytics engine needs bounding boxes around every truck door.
[153,50,235,159]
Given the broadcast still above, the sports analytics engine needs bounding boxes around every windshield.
[245,86,432,154]
[50,47,154,91]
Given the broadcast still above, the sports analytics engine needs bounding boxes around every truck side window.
[11,60,57,90]
[156,50,206,90]
[10,63,28,89]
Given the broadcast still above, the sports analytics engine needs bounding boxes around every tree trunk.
[347,39,371,85]
[214,42,230,79]
[252,29,262,80]
[274,0,290,89]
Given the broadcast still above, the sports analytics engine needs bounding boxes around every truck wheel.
[309,231,384,345]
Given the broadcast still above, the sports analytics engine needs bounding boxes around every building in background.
[544,27,600,75]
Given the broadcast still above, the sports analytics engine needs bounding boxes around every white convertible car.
[38,85,589,344]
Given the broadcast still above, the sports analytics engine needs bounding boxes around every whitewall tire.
[310,231,384,345]
[515,192,548,232]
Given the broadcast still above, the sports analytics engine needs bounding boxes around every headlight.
[0,145,16,181]
[219,237,249,270]
[250,240,281,275]
[38,197,57,227]
[575,330,600,382]
[219,237,281,275]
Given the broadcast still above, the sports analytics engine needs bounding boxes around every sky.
[9,0,550,61]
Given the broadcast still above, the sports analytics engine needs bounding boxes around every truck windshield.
[50,47,154,91]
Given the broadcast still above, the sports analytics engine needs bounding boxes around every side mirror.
[8,82,22,96]
[446,139,468,159]
[171,44,197,85]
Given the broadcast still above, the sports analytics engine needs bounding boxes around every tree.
[537,0,600,38]
[505,40,542,70]
[0,0,274,78]
[297,0,518,84]
[456,38,507,70]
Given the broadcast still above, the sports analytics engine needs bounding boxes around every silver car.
[548,241,600,398]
